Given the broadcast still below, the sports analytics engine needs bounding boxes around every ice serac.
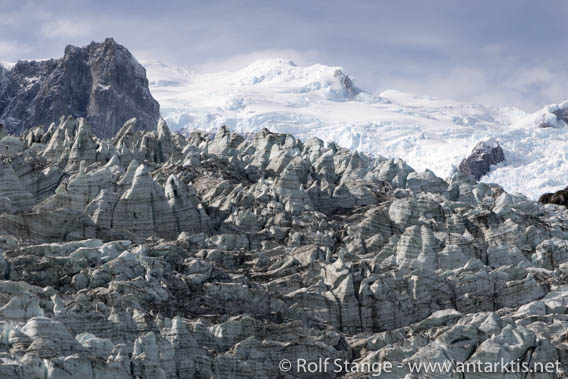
[0,38,160,138]
[0,122,567,377]
[458,138,505,180]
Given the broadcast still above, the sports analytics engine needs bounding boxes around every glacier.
[143,58,568,200]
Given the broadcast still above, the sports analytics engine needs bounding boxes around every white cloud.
[0,40,33,61]
[0,14,18,26]
[0,1,565,112]
[193,49,324,73]
[373,64,568,112]
[40,19,93,39]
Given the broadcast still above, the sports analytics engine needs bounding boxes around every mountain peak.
[241,58,298,71]
[234,58,354,88]
[64,37,120,54]
[0,39,159,138]
[144,57,568,199]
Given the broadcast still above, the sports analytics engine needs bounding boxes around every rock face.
[0,38,160,138]
[540,186,568,207]
[458,138,505,180]
[0,120,567,378]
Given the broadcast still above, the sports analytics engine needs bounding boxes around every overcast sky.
[0,0,566,111]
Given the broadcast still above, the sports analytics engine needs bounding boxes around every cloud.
[370,64,568,112]
[40,19,94,40]
[381,32,456,50]
[0,40,33,61]
[193,49,324,73]
[0,0,566,111]
[0,13,19,26]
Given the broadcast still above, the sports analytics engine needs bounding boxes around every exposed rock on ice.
[458,138,505,180]
[540,186,568,208]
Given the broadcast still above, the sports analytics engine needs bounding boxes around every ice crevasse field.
[142,58,568,200]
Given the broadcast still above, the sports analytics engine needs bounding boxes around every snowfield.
[143,58,568,199]
[0,61,14,69]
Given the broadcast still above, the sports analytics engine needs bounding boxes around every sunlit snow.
[143,58,568,200]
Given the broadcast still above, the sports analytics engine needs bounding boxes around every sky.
[0,0,566,111]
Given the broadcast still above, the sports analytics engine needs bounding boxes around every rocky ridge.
[0,117,567,378]
[0,38,160,138]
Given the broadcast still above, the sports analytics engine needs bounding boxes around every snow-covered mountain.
[143,58,568,199]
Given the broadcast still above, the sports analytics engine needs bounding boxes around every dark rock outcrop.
[0,38,160,138]
[333,69,360,97]
[553,106,568,123]
[458,139,505,180]
[539,186,568,207]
